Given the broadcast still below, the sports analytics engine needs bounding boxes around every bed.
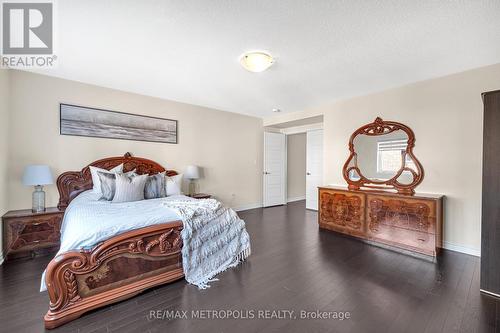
[44,153,189,329]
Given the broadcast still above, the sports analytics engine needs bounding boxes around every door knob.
[306,172,311,175]
[264,172,271,175]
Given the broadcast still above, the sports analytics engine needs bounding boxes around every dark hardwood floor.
[1,200,499,333]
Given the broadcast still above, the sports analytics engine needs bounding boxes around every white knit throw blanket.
[162,198,251,289]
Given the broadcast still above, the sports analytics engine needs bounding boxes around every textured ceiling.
[32,0,500,117]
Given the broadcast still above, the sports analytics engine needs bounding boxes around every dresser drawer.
[367,194,437,218]
[319,189,366,236]
[366,195,436,234]
[367,224,436,256]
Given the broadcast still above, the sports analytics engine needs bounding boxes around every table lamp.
[22,165,54,213]
[185,165,200,196]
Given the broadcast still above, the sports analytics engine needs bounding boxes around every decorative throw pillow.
[90,164,123,194]
[97,172,116,201]
[112,173,148,203]
[144,172,166,199]
[97,169,137,201]
[166,174,183,196]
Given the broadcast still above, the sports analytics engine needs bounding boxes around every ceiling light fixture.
[272,108,281,113]
[240,51,274,73]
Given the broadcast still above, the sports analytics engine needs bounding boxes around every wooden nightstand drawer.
[21,220,55,233]
[2,208,64,261]
[188,193,211,199]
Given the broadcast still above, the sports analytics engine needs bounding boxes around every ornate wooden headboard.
[56,152,178,210]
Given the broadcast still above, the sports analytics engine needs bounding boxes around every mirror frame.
[342,117,424,195]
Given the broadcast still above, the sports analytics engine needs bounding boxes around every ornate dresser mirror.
[342,117,424,195]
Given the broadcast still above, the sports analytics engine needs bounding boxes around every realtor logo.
[1,1,56,67]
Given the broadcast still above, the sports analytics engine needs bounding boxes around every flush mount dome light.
[240,51,274,72]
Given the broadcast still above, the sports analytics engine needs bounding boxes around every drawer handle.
[32,240,41,243]
[417,238,426,242]
[32,222,42,226]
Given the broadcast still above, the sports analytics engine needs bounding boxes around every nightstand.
[2,207,64,261]
[188,193,211,199]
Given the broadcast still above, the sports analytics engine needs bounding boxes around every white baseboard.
[233,203,263,212]
[443,241,480,257]
[233,196,305,211]
[287,196,306,203]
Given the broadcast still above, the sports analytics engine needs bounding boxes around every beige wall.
[266,63,500,255]
[0,69,10,257]
[287,133,306,200]
[4,63,500,256]
[7,70,263,211]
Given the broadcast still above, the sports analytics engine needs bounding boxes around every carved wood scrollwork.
[56,153,178,210]
[342,117,424,195]
[368,198,432,233]
[63,271,81,304]
[320,192,363,230]
[45,223,183,313]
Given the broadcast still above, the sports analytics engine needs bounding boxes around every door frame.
[263,131,287,207]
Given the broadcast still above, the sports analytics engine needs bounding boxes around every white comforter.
[40,191,194,291]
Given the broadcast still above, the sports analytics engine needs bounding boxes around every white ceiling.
[32,0,500,118]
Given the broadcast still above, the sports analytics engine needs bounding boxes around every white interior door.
[306,129,323,210]
[263,132,286,207]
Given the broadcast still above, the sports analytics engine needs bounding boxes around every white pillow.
[166,174,183,196]
[90,163,124,194]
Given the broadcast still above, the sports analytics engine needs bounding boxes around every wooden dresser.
[2,208,64,261]
[318,186,443,257]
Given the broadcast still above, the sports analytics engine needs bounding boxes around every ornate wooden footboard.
[44,153,185,329]
[44,223,184,329]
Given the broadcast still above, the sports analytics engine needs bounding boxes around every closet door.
[306,129,323,210]
[263,132,286,207]
[481,90,500,297]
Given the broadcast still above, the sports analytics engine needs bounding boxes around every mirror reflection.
[351,130,415,183]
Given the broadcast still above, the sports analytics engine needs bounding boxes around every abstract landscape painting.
[60,104,177,144]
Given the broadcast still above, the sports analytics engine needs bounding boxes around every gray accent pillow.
[144,172,166,199]
[90,164,123,194]
[97,169,137,201]
[112,173,148,203]
[97,171,117,201]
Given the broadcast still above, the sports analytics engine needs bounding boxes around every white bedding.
[40,190,194,291]
[57,190,192,253]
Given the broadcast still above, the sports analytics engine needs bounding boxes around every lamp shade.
[185,165,200,179]
[22,165,54,186]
